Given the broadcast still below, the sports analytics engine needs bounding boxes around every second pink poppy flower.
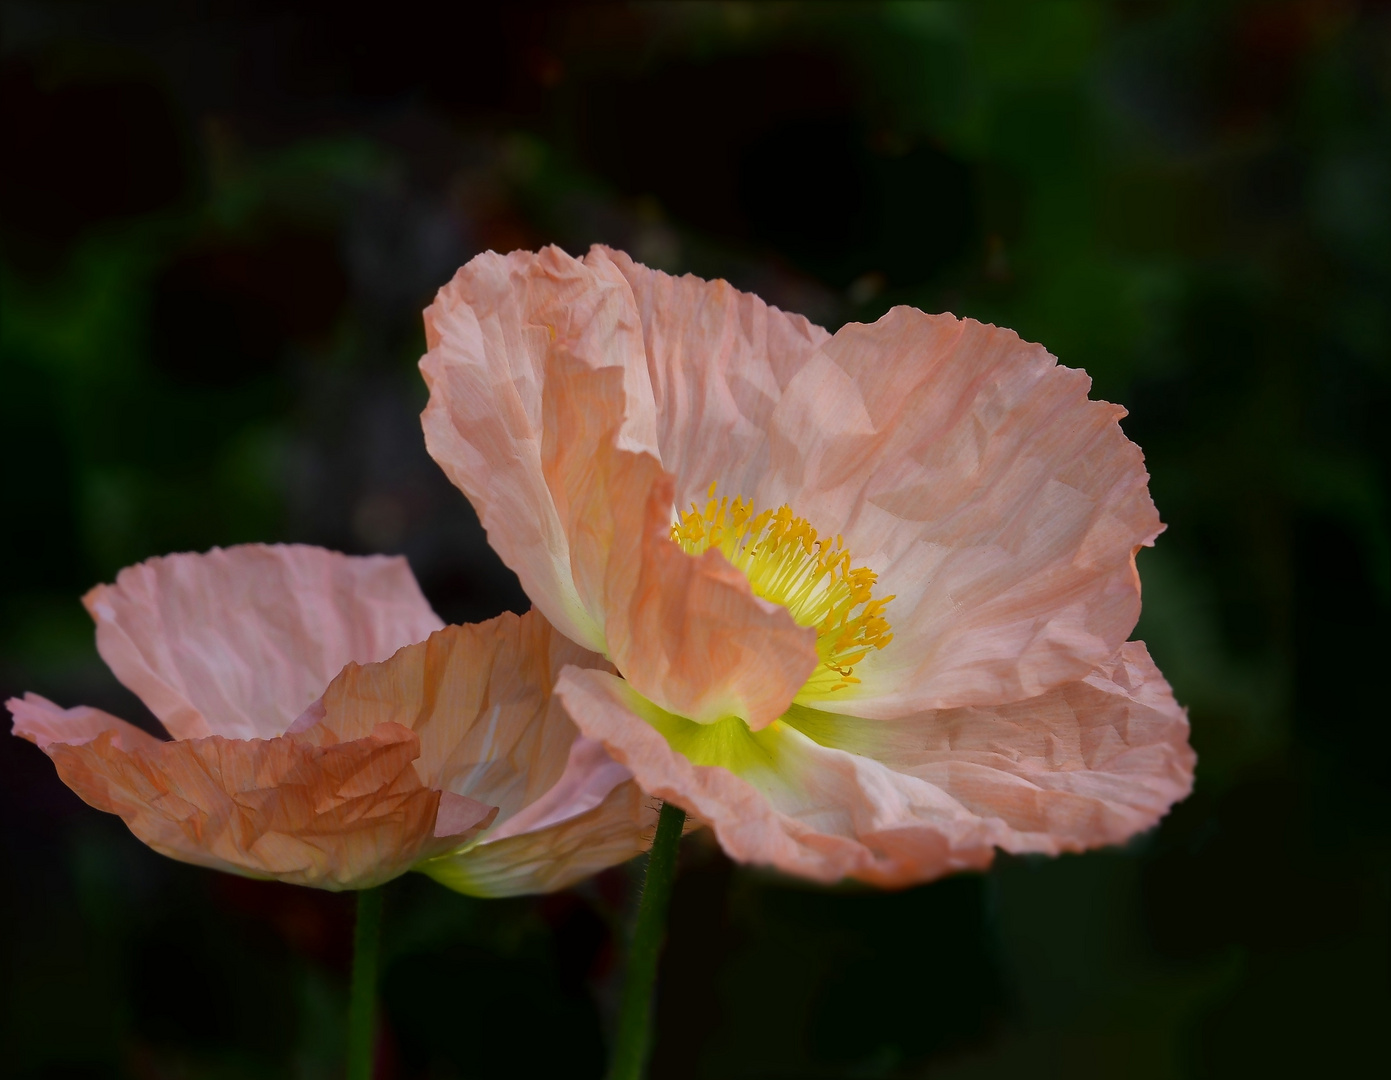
[9,544,653,894]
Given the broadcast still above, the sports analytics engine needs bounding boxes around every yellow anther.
[670,484,894,696]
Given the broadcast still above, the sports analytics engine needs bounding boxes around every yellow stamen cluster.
[671,483,894,695]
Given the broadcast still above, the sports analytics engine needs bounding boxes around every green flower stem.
[347,885,384,1080]
[607,800,687,1080]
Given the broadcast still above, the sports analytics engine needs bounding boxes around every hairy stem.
[607,800,687,1080]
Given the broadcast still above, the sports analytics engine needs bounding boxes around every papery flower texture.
[8,544,653,894]
[420,245,1196,887]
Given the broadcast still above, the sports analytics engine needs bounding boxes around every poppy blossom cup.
[419,245,1196,887]
[8,544,654,894]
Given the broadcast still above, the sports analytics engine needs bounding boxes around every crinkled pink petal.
[299,610,656,893]
[554,666,990,885]
[596,253,1161,714]
[424,250,1161,723]
[84,545,444,741]
[419,246,659,653]
[306,611,616,822]
[433,791,499,838]
[9,693,477,890]
[10,606,655,893]
[556,640,1192,887]
[598,245,831,509]
[487,735,633,842]
[423,259,818,728]
[785,641,1195,855]
[599,458,818,728]
[505,342,816,723]
[8,693,161,753]
[419,777,656,897]
[760,309,1162,714]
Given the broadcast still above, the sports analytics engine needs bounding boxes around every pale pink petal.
[423,252,1162,729]
[303,610,657,898]
[10,605,657,892]
[305,611,620,826]
[599,458,818,728]
[487,735,632,841]
[84,545,444,741]
[424,259,819,729]
[529,367,819,725]
[556,641,1192,886]
[8,693,162,753]
[784,641,1195,853]
[307,612,658,897]
[28,719,479,890]
[419,777,657,897]
[556,666,990,885]
[419,246,660,653]
[433,791,499,838]
[755,309,1162,715]
[597,246,831,510]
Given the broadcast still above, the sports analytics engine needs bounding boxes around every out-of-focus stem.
[346,885,384,1080]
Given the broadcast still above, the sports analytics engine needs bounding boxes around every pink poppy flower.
[8,544,652,894]
[419,245,1195,887]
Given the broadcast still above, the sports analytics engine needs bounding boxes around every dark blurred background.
[2,2,1387,1077]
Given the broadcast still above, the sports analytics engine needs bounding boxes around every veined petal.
[554,666,996,886]
[783,641,1194,854]
[420,246,659,653]
[10,607,653,893]
[427,253,1160,718]
[10,693,473,890]
[425,265,819,729]
[300,609,655,892]
[759,309,1162,715]
[519,346,818,724]
[418,777,655,897]
[487,735,633,842]
[598,246,830,510]
[556,641,1192,886]
[9,693,162,752]
[305,611,618,825]
[600,456,819,728]
[83,545,444,741]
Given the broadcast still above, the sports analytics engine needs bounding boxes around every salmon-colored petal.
[784,641,1195,853]
[84,545,444,741]
[8,692,162,752]
[423,251,1166,729]
[598,246,831,510]
[309,610,655,895]
[486,735,633,841]
[554,666,991,885]
[305,611,623,827]
[557,641,1192,886]
[420,246,659,653]
[418,777,657,897]
[32,719,481,890]
[424,254,819,729]
[756,309,1161,715]
[10,605,656,892]
[433,791,499,838]
[600,457,818,728]
[484,339,814,724]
